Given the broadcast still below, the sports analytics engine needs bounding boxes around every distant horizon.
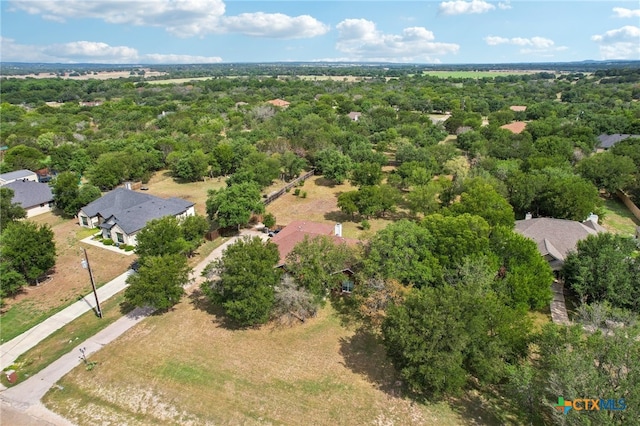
[1,1,638,65]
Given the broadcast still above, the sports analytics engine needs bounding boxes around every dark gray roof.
[0,169,37,182]
[515,217,606,265]
[107,197,194,234]
[597,134,640,149]
[4,180,53,209]
[80,187,157,218]
[81,188,194,235]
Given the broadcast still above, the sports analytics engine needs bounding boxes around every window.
[115,232,125,244]
[81,216,89,226]
[341,280,354,293]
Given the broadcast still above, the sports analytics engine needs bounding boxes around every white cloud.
[591,26,640,59]
[220,13,329,39]
[497,1,511,10]
[612,7,640,18]
[140,54,222,64]
[8,0,329,39]
[439,0,495,15]
[0,38,222,63]
[335,19,458,63]
[484,35,566,55]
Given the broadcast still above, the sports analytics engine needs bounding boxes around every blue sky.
[1,0,639,64]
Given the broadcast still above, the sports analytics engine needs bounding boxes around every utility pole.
[82,248,102,318]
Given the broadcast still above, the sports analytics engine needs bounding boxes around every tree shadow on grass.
[313,177,337,188]
[338,327,402,396]
[324,210,357,224]
[447,385,523,426]
[187,287,246,331]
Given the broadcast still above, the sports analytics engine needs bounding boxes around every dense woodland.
[1,63,640,425]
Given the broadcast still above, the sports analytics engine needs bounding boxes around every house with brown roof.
[500,121,527,134]
[515,215,606,271]
[270,220,358,266]
[267,99,290,108]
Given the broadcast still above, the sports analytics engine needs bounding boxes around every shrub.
[285,187,291,193]
[103,238,114,246]
[293,188,301,196]
[123,245,135,252]
[361,220,371,230]
[297,179,306,187]
[301,191,307,198]
[263,212,276,229]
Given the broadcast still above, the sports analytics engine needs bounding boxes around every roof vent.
[525,212,532,220]
[586,213,599,224]
[334,223,342,237]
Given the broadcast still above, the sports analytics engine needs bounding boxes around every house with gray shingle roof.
[0,169,38,186]
[3,180,54,217]
[78,188,195,246]
[596,134,640,151]
[515,216,606,271]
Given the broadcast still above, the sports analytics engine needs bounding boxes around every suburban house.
[78,188,195,246]
[500,121,527,134]
[267,98,290,108]
[596,134,639,151]
[3,180,54,217]
[514,215,606,271]
[270,221,359,293]
[0,169,38,186]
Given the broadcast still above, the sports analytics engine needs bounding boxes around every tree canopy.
[206,182,264,230]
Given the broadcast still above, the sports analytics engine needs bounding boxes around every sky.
[1,0,639,64]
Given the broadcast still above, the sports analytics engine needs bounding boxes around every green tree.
[262,212,276,229]
[135,216,188,258]
[337,190,359,218]
[406,182,442,216]
[350,162,383,187]
[421,213,491,269]
[563,233,640,310]
[0,187,26,227]
[448,178,515,228]
[171,149,209,182]
[280,151,307,181]
[0,221,56,283]
[383,285,469,397]
[490,226,554,310]
[364,219,441,288]
[125,254,191,311]
[0,262,27,302]
[4,145,46,171]
[316,148,353,184]
[206,182,264,230]
[180,215,210,256]
[285,235,356,301]
[577,151,636,195]
[211,142,235,176]
[202,236,281,326]
[51,172,80,217]
[77,184,102,208]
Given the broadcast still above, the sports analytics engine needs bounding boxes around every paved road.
[0,270,134,371]
[0,229,266,425]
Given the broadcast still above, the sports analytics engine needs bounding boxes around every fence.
[263,169,315,206]
[616,190,640,222]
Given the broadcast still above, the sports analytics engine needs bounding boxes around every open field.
[422,70,553,79]
[43,301,509,425]
[144,170,226,216]
[3,70,167,80]
[600,197,640,237]
[265,175,394,240]
[0,212,133,343]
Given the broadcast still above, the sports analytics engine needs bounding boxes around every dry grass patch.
[144,170,226,215]
[44,301,468,426]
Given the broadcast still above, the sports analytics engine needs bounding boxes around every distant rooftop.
[597,134,640,149]
[500,121,527,134]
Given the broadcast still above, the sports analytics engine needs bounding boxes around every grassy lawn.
[1,293,131,387]
[144,170,226,215]
[43,299,511,425]
[600,197,640,237]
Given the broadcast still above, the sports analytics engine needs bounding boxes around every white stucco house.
[78,188,195,246]
[3,180,54,217]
